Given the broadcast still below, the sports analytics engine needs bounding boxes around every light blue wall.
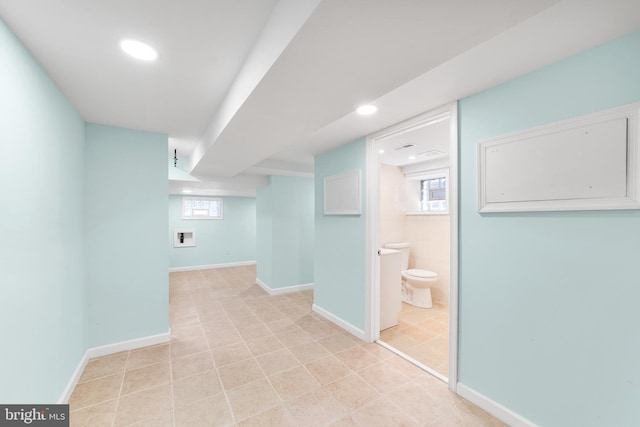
[256,176,314,289]
[0,18,87,402]
[458,31,640,427]
[168,195,256,268]
[314,139,367,330]
[85,124,169,347]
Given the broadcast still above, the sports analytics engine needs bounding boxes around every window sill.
[406,211,449,216]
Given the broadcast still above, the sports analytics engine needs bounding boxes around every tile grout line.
[72,266,492,426]
[110,350,130,427]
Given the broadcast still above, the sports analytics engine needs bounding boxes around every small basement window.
[421,176,448,212]
[406,168,449,214]
[182,197,223,220]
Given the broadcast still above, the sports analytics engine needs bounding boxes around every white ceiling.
[2,0,640,196]
[377,117,450,168]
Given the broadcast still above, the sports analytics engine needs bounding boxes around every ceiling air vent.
[417,150,445,159]
[393,144,415,150]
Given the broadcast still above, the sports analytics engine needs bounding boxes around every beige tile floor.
[69,266,504,426]
[380,302,449,377]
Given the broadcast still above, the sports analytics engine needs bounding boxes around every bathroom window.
[405,168,449,214]
[182,197,223,220]
[421,176,448,212]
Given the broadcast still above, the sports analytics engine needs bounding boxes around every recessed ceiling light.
[357,104,377,115]
[408,156,416,160]
[120,39,158,61]
[182,189,192,194]
[379,149,384,154]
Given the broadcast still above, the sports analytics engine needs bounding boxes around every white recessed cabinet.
[478,102,640,212]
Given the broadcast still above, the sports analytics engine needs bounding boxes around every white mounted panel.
[478,102,640,212]
[323,170,361,215]
[174,229,196,247]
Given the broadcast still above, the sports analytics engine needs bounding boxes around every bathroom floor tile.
[217,358,265,390]
[171,350,214,381]
[120,361,171,396]
[174,393,233,427]
[225,378,281,421]
[351,397,419,427]
[69,373,123,410]
[288,340,331,364]
[173,369,222,407]
[256,348,301,376]
[305,355,353,385]
[68,266,503,427]
[113,383,173,427]
[69,398,117,427]
[126,344,171,371]
[325,374,381,411]
[285,388,348,427]
[236,404,297,427]
[211,342,252,367]
[78,352,128,383]
[335,346,382,371]
[269,365,320,400]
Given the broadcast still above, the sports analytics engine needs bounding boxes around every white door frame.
[364,102,459,392]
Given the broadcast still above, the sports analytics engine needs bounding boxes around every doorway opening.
[365,103,459,390]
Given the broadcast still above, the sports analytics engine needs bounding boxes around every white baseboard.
[86,330,171,359]
[169,261,256,272]
[312,304,366,341]
[58,330,171,404]
[456,383,539,427]
[58,351,90,404]
[256,279,314,295]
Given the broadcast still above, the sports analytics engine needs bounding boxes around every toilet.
[384,242,437,309]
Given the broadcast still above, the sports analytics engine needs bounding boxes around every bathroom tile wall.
[379,164,407,245]
[406,216,450,305]
[379,164,450,305]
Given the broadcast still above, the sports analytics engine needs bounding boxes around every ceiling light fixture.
[408,156,416,160]
[357,104,377,115]
[379,149,384,154]
[120,39,158,61]
[182,189,192,194]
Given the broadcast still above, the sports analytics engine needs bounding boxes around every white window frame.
[182,197,223,220]
[406,168,449,215]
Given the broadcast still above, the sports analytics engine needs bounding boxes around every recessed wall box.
[477,102,640,212]
[174,229,195,247]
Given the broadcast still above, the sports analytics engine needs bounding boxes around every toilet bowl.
[402,269,437,308]
[385,243,438,309]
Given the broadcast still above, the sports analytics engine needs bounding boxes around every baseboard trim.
[169,261,256,272]
[86,331,171,359]
[255,279,314,295]
[57,351,90,404]
[456,383,539,427]
[312,304,366,341]
[58,330,171,404]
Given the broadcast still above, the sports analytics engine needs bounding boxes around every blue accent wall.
[0,17,87,402]
[314,139,367,330]
[85,124,169,347]
[458,30,640,427]
[168,195,256,268]
[256,176,314,289]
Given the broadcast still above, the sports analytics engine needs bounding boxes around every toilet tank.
[384,242,410,270]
